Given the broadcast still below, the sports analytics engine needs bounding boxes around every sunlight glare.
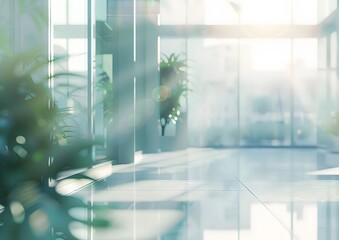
[246,40,290,71]
[204,0,238,24]
[241,0,291,24]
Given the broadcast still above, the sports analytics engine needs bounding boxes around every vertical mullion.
[291,39,295,146]
[10,0,14,53]
[290,0,295,147]
[48,0,54,173]
[87,0,95,161]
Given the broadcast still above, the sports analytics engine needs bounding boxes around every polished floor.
[62,148,339,240]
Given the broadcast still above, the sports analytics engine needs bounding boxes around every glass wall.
[318,0,337,22]
[47,0,337,151]
[317,32,338,149]
[50,0,138,161]
[160,0,318,25]
[187,39,238,147]
[51,0,114,161]
[159,0,320,147]
[182,38,318,147]
[293,0,317,24]
[51,0,90,140]
[239,39,291,146]
[94,1,113,161]
[293,39,318,145]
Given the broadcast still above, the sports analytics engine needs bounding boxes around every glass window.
[248,40,290,71]
[293,0,317,25]
[53,38,68,110]
[160,0,187,25]
[52,0,67,25]
[96,0,107,21]
[318,37,327,69]
[294,39,318,70]
[329,71,337,111]
[204,0,238,25]
[68,0,87,25]
[51,0,89,142]
[330,0,338,15]
[160,0,241,25]
[330,32,337,69]
[186,0,204,24]
[318,0,337,22]
[318,0,328,22]
[187,39,238,147]
[316,70,328,145]
[95,54,113,159]
[239,39,291,146]
[160,0,323,26]
[68,39,87,72]
[293,39,318,145]
[240,0,291,25]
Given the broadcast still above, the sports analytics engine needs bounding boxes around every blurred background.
[1,0,339,239]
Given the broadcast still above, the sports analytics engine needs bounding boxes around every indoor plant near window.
[0,53,108,240]
[158,53,189,137]
[156,53,190,152]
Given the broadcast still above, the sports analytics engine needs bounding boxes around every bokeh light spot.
[10,201,25,223]
[29,209,50,235]
[16,136,26,144]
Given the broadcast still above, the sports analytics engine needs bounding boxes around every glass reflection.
[51,0,89,140]
[159,0,320,25]
[71,149,339,240]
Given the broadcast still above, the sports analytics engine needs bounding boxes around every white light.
[16,136,26,144]
[14,146,28,158]
[10,202,25,223]
[29,210,50,235]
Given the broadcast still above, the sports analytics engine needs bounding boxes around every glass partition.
[94,1,113,161]
[51,0,138,161]
[240,0,291,25]
[160,0,320,25]
[160,0,187,25]
[51,0,89,141]
[239,39,291,146]
[187,39,238,147]
[318,0,337,22]
[293,0,317,25]
[316,32,338,148]
[293,39,318,145]
[181,38,318,147]
[49,0,325,153]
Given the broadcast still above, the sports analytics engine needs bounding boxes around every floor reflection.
[69,148,339,240]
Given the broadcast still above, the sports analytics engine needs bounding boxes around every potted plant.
[158,53,189,137]
[0,53,108,240]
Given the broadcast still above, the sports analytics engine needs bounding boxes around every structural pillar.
[110,0,135,164]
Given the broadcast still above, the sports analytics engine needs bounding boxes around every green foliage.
[0,53,109,240]
[18,0,48,32]
[96,71,114,124]
[0,30,10,54]
[158,53,189,136]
